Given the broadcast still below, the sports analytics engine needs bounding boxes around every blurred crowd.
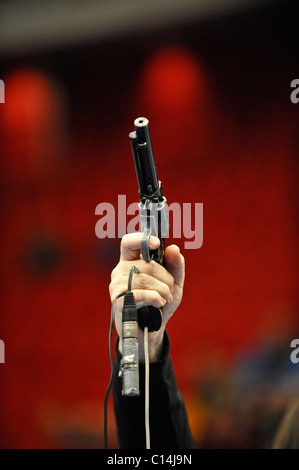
[189,308,299,448]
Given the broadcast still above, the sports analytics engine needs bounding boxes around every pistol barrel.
[129,117,160,198]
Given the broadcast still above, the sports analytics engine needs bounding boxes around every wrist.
[139,326,165,363]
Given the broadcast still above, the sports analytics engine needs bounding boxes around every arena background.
[0,0,298,448]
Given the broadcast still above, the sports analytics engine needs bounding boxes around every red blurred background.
[0,0,298,449]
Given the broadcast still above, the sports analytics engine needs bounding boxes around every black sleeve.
[112,331,196,449]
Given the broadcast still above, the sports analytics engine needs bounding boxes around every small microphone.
[121,291,139,396]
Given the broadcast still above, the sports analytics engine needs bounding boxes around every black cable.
[104,291,127,449]
[128,265,140,290]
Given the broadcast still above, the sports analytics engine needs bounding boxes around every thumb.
[120,233,160,261]
[164,245,185,289]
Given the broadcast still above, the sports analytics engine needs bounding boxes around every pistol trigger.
[141,228,151,261]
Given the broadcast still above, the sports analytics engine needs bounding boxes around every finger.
[111,270,173,304]
[119,259,174,293]
[131,272,173,304]
[120,233,160,261]
[114,289,167,313]
[131,289,167,310]
[164,245,185,289]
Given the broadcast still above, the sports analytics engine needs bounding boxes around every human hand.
[109,233,185,362]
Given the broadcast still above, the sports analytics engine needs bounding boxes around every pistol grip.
[138,228,164,332]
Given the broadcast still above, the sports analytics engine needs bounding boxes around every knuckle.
[137,273,148,289]
[134,290,145,303]
[146,261,156,276]
[122,233,130,243]
[155,293,164,308]
[120,234,130,249]
[108,281,114,298]
[165,284,171,296]
[110,263,122,281]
